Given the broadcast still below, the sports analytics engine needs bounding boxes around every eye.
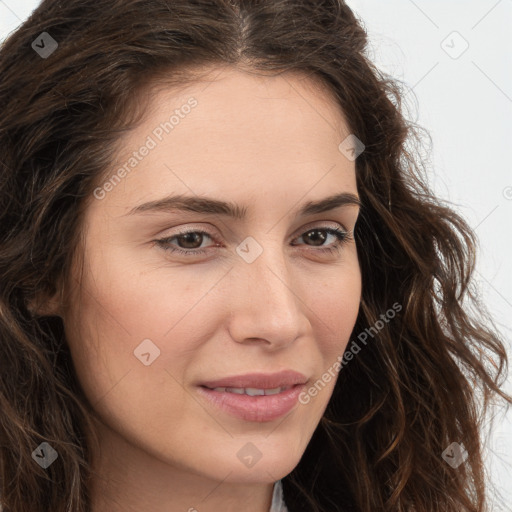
[155,229,216,256]
[154,225,353,257]
[292,226,353,254]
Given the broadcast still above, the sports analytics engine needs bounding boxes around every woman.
[0,1,509,511]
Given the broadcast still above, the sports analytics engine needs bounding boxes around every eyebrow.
[124,192,362,219]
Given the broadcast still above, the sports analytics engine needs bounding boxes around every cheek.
[62,265,199,446]
[62,245,229,412]
[295,271,361,416]
[311,259,362,357]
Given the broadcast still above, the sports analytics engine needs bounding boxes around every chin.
[217,447,302,484]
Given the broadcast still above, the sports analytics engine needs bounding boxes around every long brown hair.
[0,1,510,511]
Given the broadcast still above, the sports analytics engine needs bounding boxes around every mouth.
[197,384,306,422]
[199,369,308,391]
[200,385,295,396]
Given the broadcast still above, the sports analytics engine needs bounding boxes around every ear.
[27,283,64,318]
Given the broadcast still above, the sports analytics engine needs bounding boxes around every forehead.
[137,64,350,145]
[88,65,357,219]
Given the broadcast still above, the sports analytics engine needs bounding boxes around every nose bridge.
[250,246,295,308]
[228,236,307,344]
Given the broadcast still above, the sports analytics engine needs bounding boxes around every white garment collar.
[270,479,289,512]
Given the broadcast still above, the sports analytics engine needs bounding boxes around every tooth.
[226,387,245,394]
[210,386,288,395]
[245,388,265,396]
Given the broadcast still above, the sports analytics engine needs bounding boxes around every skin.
[41,65,362,512]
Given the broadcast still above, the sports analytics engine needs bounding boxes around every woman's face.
[59,66,361,486]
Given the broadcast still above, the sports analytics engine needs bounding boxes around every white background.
[1,0,511,508]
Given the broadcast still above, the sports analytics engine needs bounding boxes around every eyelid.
[298,219,349,234]
[161,220,348,242]
[153,223,353,259]
[154,222,353,255]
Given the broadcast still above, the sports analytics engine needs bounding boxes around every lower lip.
[196,384,306,422]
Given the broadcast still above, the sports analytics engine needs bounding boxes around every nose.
[226,244,310,349]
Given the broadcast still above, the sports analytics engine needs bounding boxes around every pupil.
[306,229,326,246]
[180,233,202,248]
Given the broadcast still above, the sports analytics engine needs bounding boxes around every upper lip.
[200,370,308,390]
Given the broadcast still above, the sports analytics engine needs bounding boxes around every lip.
[199,370,308,390]
[196,383,306,422]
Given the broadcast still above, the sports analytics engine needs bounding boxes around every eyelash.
[154,226,353,257]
